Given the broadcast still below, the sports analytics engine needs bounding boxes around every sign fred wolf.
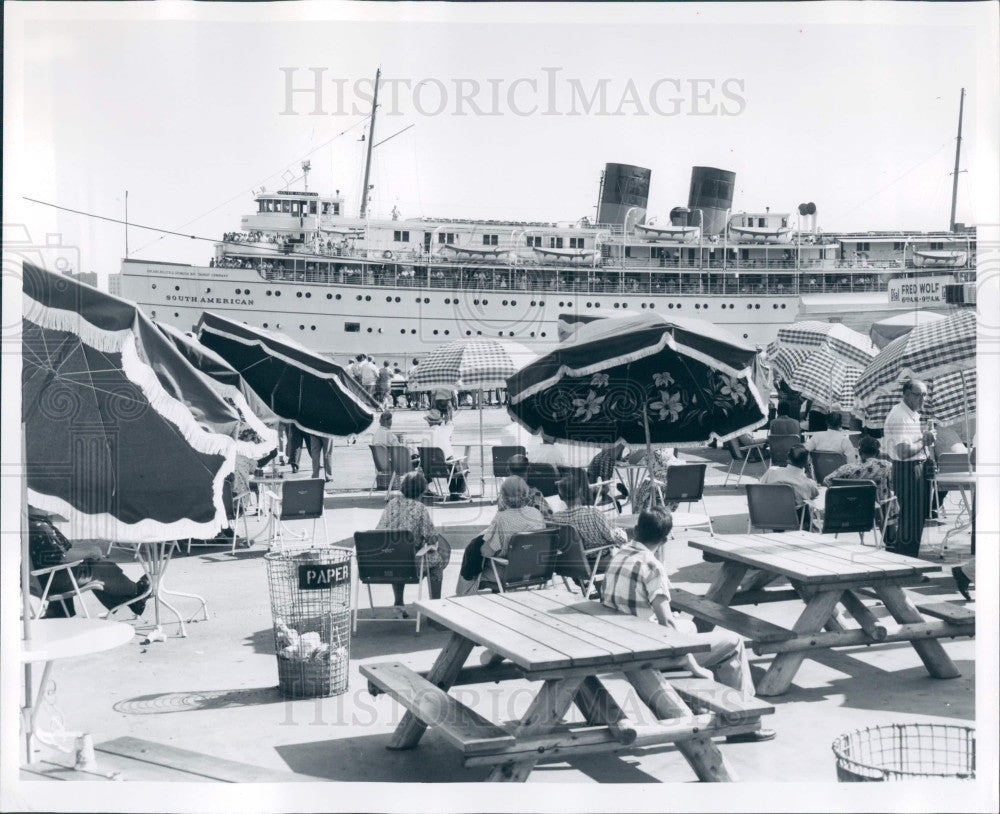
[298,561,351,590]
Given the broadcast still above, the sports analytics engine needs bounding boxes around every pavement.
[17,407,979,789]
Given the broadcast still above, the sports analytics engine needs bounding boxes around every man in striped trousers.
[882,380,936,558]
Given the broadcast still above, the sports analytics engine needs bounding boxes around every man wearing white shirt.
[882,379,935,557]
[804,413,859,464]
[359,356,378,395]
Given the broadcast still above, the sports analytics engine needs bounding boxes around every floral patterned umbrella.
[506,313,768,448]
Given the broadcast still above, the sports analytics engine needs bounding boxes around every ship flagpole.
[949,87,965,232]
[359,68,381,219]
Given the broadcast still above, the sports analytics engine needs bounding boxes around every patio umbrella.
[22,263,241,543]
[853,309,976,432]
[869,310,947,350]
[767,321,877,412]
[157,321,279,459]
[406,338,538,493]
[507,313,768,449]
[196,312,378,439]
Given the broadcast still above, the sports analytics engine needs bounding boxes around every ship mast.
[949,87,965,232]
[359,68,380,219]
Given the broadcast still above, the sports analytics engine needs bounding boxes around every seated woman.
[629,447,680,512]
[455,477,545,595]
[425,408,470,500]
[28,508,148,618]
[375,472,452,616]
[550,469,626,559]
[823,435,898,546]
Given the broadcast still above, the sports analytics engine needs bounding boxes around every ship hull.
[118,259,888,362]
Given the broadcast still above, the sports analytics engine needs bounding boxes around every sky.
[5,3,999,289]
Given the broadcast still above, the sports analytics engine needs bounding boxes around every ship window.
[569,237,584,249]
[483,234,499,246]
[309,202,317,215]
[345,322,360,332]
[282,201,290,213]
[333,204,340,215]
[930,242,944,250]
[393,231,410,242]
[857,242,870,252]
[893,242,905,251]
[758,218,766,228]
[549,237,564,249]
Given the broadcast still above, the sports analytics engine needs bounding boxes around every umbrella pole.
[479,389,486,498]
[960,370,973,470]
[21,426,35,764]
[641,405,662,509]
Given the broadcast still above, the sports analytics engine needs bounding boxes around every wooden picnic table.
[674,531,973,697]
[361,589,774,782]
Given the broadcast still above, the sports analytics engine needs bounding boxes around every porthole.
[299,325,305,330]
[296,292,303,298]
[423,297,430,304]
[676,304,682,309]
[754,304,760,309]
[310,325,316,331]
[275,291,281,297]
[400,329,406,334]
[453,298,460,304]
[641,303,647,309]
[357,295,363,301]
[613,303,620,309]
[174,312,180,317]
[781,303,787,309]
[508,331,515,337]
[326,293,333,299]
[263,323,268,328]
[445,298,451,304]
[586,302,592,308]
[773,304,779,309]
[498,331,504,336]
[151,310,157,318]
[433,330,439,335]
[622,303,628,308]
[367,327,373,333]
[417,297,423,303]
[530,331,536,337]
[502,300,508,306]
[702,303,708,309]
[395,296,401,302]
[695,304,700,310]
[649,303,655,309]
[530,300,536,307]
[174,286,180,291]
[743,333,749,339]
[747,304,753,309]
[595,303,601,308]
[558,301,564,307]
[366,295,372,301]
[466,330,472,336]
[305,292,311,298]
[388,296,394,303]
[444,330,450,335]
[482,299,488,305]
[411,329,417,334]
[206,288,212,294]
[267,290,272,296]
[336,294,342,300]
[540,332,547,337]
[668,303,674,309]
[511,300,517,306]
[474,299,480,305]
[152,284,157,289]
[538,301,544,307]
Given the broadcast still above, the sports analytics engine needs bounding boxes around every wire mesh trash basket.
[265,548,352,699]
[832,723,975,781]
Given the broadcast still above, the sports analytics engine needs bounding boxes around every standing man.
[882,379,935,557]
[307,432,333,483]
[359,355,378,396]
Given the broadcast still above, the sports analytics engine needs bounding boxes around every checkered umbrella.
[854,310,976,430]
[407,338,537,393]
[767,321,877,411]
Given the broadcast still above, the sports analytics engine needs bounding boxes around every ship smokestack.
[597,163,651,229]
[687,167,736,237]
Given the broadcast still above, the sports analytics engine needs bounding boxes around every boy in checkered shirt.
[602,508,776,743]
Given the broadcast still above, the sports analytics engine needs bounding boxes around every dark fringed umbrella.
[196,312,378,439]
[157,321,278,459]
[507,313,768,449]
[22,264,241,542]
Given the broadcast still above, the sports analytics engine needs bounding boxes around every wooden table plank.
[690,533,934,584]
[471,593,618,668]
[413,597,573,672]
[498,590,709,662]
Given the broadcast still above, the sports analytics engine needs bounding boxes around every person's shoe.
[616,483,629,499]
[290,463,299,473]
[726,728,776,743]
[392,605,410,620]
[129,575,150,616]
[952,565,972,601]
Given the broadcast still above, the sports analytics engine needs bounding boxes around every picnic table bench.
[679,531,973,696]
[361,589,774,782]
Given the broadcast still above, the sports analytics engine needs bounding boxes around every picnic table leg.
[793,583,847,633]
[755,589,843,697]
[873,585,961,679]
[573,675,638,745]
[387,632,475,750]
[695,561,749,633]
[487,676,585,782]
[625,669,735,782]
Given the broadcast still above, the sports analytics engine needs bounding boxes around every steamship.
[114,162,976,361]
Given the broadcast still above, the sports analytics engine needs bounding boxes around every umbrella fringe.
[24,295,131,352]
[26,488,230,543]
[510,331,748,405]
[854,361,976,407]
